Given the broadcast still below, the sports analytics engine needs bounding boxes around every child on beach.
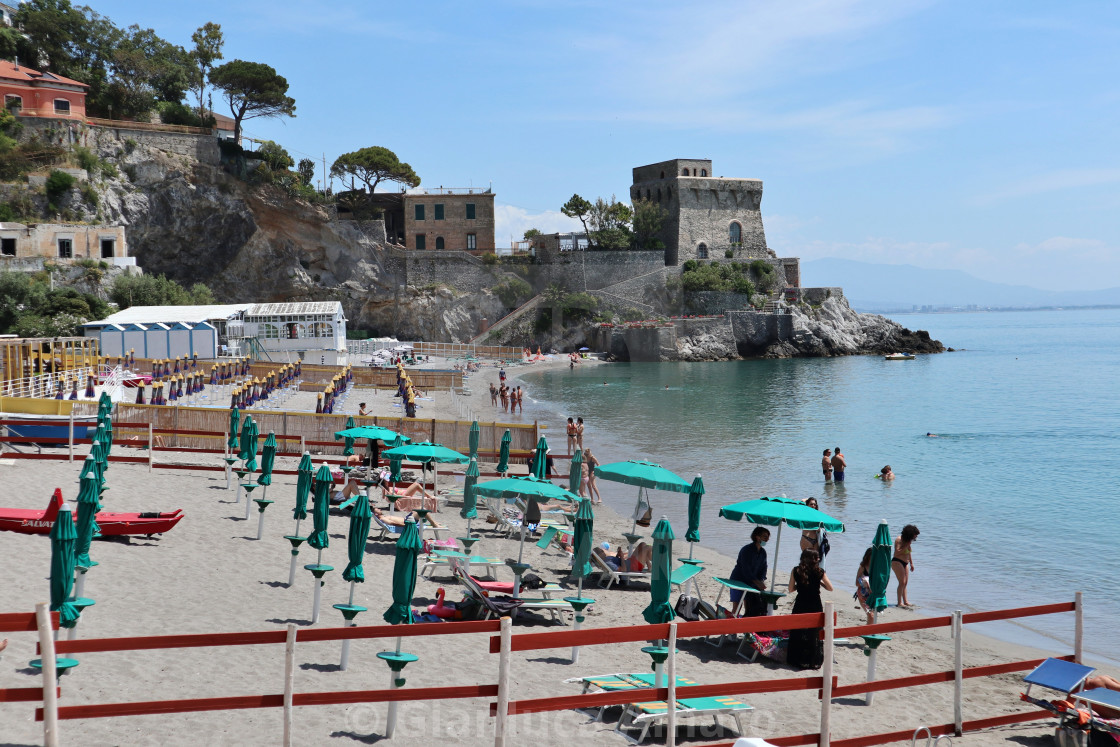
[893,524,919,608]
[855,548,874,624]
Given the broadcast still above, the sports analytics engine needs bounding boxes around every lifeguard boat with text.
[0,488,183,536]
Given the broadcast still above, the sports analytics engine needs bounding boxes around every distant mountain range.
[801,258,1120,312]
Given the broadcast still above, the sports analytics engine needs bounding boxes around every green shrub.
[73,146,98,173]
[481,252,498,265]
[725,249,734,259]
[156,101,205,127]
[80,182,99,207]
[493,277,532,307]
[45,170,76,205]
[0,203,13,221]
[682,259,699,272]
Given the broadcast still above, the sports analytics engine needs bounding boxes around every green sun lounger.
[617,692,753,744]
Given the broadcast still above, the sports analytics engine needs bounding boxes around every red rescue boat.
[0,489,183,536]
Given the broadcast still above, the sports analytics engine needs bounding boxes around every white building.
[82,301,348,363]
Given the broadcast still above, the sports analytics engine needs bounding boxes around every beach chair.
[616,693,753,744]
[536,523,574,553]
[454,566,573,624]
[420,550,502,580]
[564,671,700,722]
[591,551,652,589]
[669,563,704,601]
[483,497,522,536]
[1019,658,1120,742]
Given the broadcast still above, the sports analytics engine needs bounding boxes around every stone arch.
[435,236,445,250]
[729,221,741,245]
[701,169,708,177]
[682,168,689,176]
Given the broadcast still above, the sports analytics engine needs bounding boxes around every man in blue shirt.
[729,526,770,617]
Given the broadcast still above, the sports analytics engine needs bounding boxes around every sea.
[516,307,1120,666]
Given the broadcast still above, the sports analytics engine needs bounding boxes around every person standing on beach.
[729,526,770,617]
[490,383,498,407]
[787,549,833,669]
[515,386,524,413]
[499,367,506,385]
[579,458,590,497]
[822,449,833,481]
[893,524,919,608]
[830,447,846,482]
[499,385,509,413]
[576,417,585,449]
[584,447,601,503]
[566,418,577,452]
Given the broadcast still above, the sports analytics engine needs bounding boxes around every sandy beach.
[0,355,1109,746]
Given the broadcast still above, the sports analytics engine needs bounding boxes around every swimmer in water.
[926,432,938,437]
[878,465,895,480]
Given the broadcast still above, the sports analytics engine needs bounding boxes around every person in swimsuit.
[358,402,369,416]
[800,497,823,552]
[499,385,509,412]
[576,417,585,449]
[879,465,895,481]
[490,383,498,407]
[566,417,577,452]
[515,386,524,413]
[579,459,590,497]
[830,447,846,482]
[855,547,874,624]
[892,524,919,608]
[585,447,601,503]
[822,449,833,481]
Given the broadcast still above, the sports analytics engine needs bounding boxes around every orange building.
[0,59,87,120]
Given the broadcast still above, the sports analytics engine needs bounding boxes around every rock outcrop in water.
[764,296,944,358]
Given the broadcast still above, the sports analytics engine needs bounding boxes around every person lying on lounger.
[372,508,442,528]
[1084,674,1120,718]
[380,481,432,501]
[593,542,652,573]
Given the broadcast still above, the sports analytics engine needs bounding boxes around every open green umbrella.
[74,474,100,570]
[641,516,676,625]
[228,407,241,451]
[468,420,480,461]
[594,460,691,534]
[685,474,704,558]
[473,475,579,563]
[334,425,409,443]
[568,449,583,495]
[461,456,480,531]
[50,501,81,629]
[342,491,372,584]
[307,463,332,553]
[388,435,404,483]
[496,429,511,474]
[383,519,423,625]
[530,436,548,479]
[382,441,468,465]
[339,416,356,456]
[718,496,845,591]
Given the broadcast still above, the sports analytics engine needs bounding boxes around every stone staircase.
[468,293,543,344]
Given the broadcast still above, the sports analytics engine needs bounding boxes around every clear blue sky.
[90,0,1120,291]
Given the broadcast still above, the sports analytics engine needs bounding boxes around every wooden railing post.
[148,422,154,472]
[283,623,296,746]
[667,622,678,747]
[67,411,74,462]
[820,602,834,747]
[953,610,963,736]
[494,616,512,747]
[36,602,59,747]
[1074,591,1083,664]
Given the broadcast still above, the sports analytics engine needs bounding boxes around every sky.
[84,0,1120,291]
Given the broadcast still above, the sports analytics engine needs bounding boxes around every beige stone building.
[0,223,132,265]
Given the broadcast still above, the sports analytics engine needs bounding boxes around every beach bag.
[636,506,653,528]
[1054,726,1087,747]
[820,534,831,558]
[674,595,701,622]
[522,572,546,590]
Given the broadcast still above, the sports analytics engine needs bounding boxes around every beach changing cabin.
[82,305,252,359]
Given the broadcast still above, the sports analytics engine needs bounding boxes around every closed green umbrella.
[339,416,356,456]
[531,436,548,479]
[101,416,113,456]
[307,463,332,552]
[570,498,594,588]
[342,491,372,584]
[50,501,81,629]
[868,521,893,615]
[257,432,277,488]
[228,407,241,451]
[719,496,845,593]
[89,440,107,488]
[242,418,259,473]
[74,475,100,570]
[568,448,583,495]
[496,429,511,474]
[595,460,691,535]
[685,474,704,558]
[237,415,252,461]
[460,457,479,530]
[383,519,423,625]
[642,516,676,625]
[468,420,480,461]
[388,435,404,483]
[293,452,313,523]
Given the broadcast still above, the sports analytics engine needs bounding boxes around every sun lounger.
[617,693,753,744]
[420,551,502,580]
[1019,658,1120,741]
[454,566,573,624]
[669,563,704,599]
[564,671,700,721]
[536,524,573,552]
[484,497,522,536]
[374,512,450,543]
[591,551,652,589]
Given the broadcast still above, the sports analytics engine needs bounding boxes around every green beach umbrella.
[568,449,583,495]
[570,498,594,591]
[388,435,404,483]
[101,415,113,456]
[468,420,480,461]
[242,417,259,473]
[341,490,372,583]
[237,415,252,461]
[50,501,81,629]
[293,452,313,522]
[74,475,100,569]
[719,496,845,592]
[473,475,579,563]
[641,516,676,625]
[685,474,704,552]
[594,460,691,534]
[307,463,333,551]
[333,425,409,443]
[228,407,241,450]
[339,416,356,456]
[383,518,423,625]
[89,440,107,485]
[382,441,469,465]
[79,454,104,498]
[496,429,511,474]
[868,520,893,615]
[461,456,480,524]
[257,432,277,487]
[531,436,548,479]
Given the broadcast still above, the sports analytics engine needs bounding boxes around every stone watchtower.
[630,159,770,266]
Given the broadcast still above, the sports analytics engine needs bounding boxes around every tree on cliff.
[631,198,667,250]
[561,194,632,250]
[298,158,316,186]
[109,274,214,310]
[189,22,224,120]
[329,146,420,192]
[209,60,296,142]
[104,25,193,119]
[561,194,592,237]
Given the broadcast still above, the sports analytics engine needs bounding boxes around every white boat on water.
[884,352,916,360]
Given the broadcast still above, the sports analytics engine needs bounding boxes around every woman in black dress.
[786,549,833,669]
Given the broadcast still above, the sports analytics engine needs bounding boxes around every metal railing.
[1,367,97,399]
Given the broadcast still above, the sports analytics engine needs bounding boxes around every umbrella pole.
[571,578,585,663]
[256,506,266,541]
[75,567,86,599]
[339,580,357,671]
[517,521,527,565]
[769,524,783,604]
[288,518,302,587]
[311,549,323,624]
[867,610,879,706]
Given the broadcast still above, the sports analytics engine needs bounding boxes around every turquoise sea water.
[517,308,1120,665]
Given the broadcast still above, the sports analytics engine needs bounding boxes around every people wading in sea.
[830,447,846,482]
[822,448,833,482]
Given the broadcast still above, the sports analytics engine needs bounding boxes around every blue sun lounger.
[1020,658,1120,741]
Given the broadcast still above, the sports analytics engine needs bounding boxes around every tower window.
[434,204,444,220]
[466,233,477,250]
[701,169,708,177]
[465,203,476,219]
[660,171,665,179]
[697,243,708,259]
[729,222,741,244]
[682,168,689,176]
[657,188,662,202]
[415,234,426,250]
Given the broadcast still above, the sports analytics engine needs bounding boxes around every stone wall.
[683,291,753,315]
[796,287,843,305]
[87,125,221,166]
[527,248,665,292]
[727,310,794,355]
[388,247,504,292]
